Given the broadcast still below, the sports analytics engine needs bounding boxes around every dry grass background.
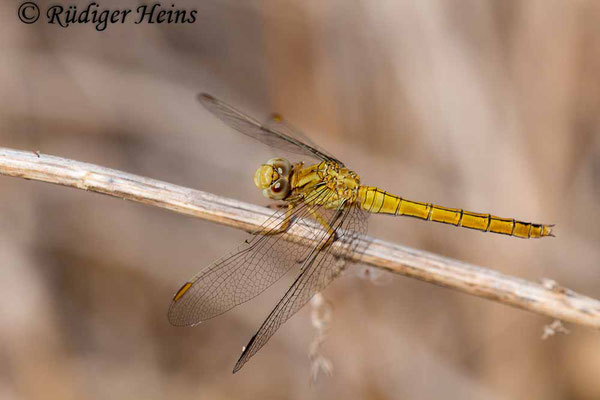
[1,0,600,399]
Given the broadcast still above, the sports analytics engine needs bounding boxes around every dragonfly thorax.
[321,162,361,203]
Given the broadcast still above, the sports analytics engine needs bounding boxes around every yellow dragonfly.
[168,93,554,373]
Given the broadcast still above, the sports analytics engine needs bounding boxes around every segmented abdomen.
[357,186,553,238]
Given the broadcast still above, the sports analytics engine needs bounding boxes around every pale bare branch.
[1,147,598,329]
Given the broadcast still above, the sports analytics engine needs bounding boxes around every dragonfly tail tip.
[543,224,556,237]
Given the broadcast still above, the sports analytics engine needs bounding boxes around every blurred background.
[1,0,600,398]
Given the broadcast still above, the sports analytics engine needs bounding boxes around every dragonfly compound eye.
[264,178,290,200]
[267,158,291,179]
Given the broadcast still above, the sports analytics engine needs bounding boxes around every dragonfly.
[168,93,554,373]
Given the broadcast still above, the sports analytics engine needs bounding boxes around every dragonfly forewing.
[198,93,338,164]
[167,187,357,327]
[233,204,369,372]
[262,113,344,166]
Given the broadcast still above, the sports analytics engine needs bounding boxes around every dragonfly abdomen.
[357,186,553,238]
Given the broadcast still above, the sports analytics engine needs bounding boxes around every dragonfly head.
[254,158,292,200]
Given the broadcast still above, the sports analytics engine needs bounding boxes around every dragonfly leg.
[296,208,338,264]
[250,203,296,236]
[265,203,287,210]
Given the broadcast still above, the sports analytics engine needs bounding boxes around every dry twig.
[1,147,599,329]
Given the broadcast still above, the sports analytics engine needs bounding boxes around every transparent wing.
[198,93,341,164]
[233,203,369,373]
[263,113,344,166]
[167,187,338,326]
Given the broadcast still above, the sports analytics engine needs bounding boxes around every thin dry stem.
[1,147,599,329]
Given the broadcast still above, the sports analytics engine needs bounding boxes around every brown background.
[1,0,600,399]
